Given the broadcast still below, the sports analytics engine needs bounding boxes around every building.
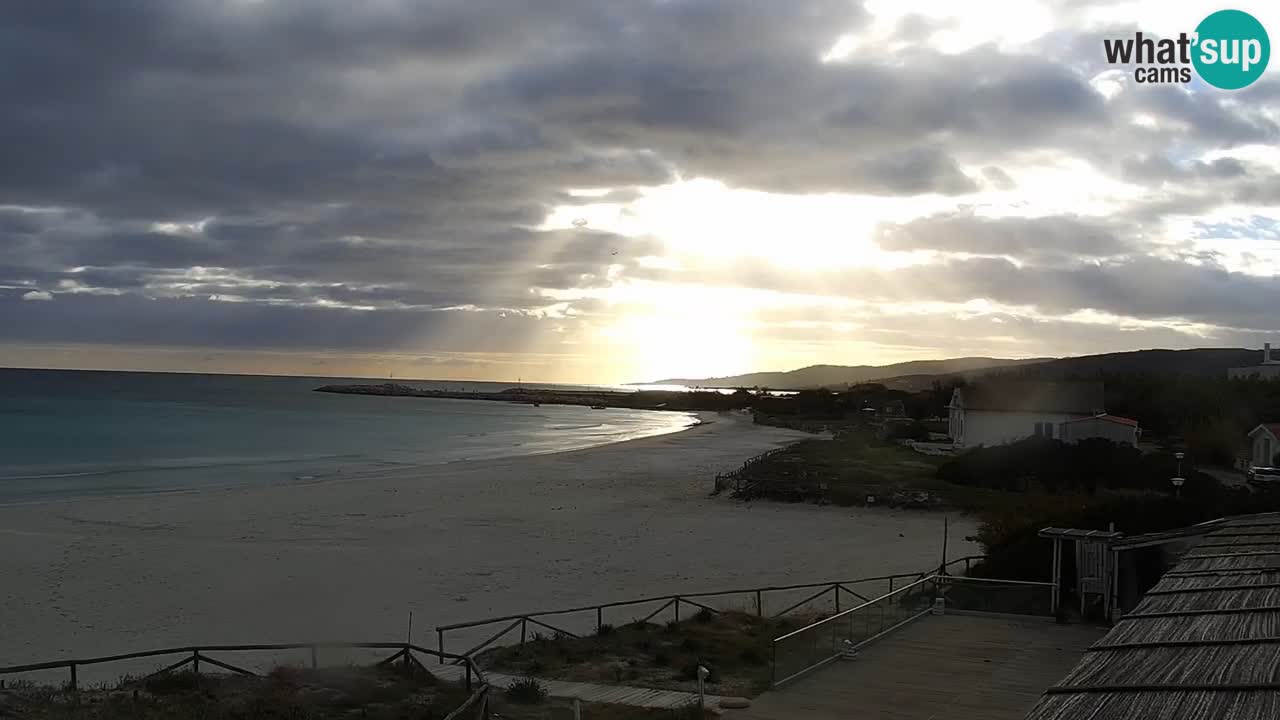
[1228,342,1280,379]
[1246,423,1280,467]
[1057,413,1141,447]
[948,381,1105,448]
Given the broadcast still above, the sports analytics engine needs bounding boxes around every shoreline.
[0,411,978,673]
[0,404,705,509]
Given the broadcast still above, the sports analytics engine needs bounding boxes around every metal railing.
[0,641,489,717]
[934,575,1056,617]
[434,556,986,663]
[772,575,938,686]
[771,574,1054,686]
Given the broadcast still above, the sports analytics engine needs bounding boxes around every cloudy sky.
[2,1,1279,383]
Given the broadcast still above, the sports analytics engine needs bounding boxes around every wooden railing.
[434,556,986,663]
[0,641,489,717]
[713,442,800,494]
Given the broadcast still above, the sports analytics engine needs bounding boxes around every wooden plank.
[733,614,1103,720]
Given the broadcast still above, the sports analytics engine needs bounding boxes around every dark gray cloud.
[875,213,1132,258]
[1,0,1279,367]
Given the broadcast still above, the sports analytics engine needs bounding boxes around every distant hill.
[983,348,1262,379]
[653,348,1268,392]
[649,357,1051,390]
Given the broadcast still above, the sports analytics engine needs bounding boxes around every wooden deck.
[730,614,1104,720]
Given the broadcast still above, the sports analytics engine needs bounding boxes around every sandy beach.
[0,412,977,675]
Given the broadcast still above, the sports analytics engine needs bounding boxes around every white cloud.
[21,291,53,302]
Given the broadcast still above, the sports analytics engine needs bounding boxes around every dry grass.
[730,433,1010,510]
[476,610,800,698]
[0,664,471,719]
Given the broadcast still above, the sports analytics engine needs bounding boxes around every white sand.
[0,412,977,671]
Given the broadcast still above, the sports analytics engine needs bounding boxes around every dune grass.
[477,609,800,698]
[0,663,470,720]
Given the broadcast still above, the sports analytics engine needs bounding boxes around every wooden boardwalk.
[434,663,732,710]
[730,614,1104,720]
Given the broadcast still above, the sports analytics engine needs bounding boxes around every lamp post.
[1173,452,1186,498]
[1175,452,1185,477]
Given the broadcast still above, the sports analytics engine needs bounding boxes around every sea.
[0,368,698,504]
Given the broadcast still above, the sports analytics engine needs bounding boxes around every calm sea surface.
[0,369,696,503]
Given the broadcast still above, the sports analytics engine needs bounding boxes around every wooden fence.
[434,556,985,664]
[713,442,801,494]
[0,641,490,719]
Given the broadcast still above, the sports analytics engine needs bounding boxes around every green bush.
[505,677,548,704]
[938,437,1213,495]
[142,670,201,695]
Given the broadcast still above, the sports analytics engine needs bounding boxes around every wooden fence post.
[834,585,841,613]
[674,597,680,623]
[755,590,763,617]
[69,663,77,691]
[597,606,603,633]
[438,630,445,665]
[311,646,318,669]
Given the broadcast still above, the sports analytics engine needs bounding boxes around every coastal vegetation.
[477,610,799,699]
[727,432,973,509]
[0,664,715,720]
[0,664,472,720]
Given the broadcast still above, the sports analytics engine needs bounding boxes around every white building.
[1247,424,1280,468]
[948,381,1106,448]
[1228,343,1280,380]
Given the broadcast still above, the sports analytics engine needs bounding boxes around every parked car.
[1248,467,1280,485]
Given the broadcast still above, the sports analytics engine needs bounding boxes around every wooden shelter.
[1026,512,1280,720]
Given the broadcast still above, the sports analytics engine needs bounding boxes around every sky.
[2,1,1279,384]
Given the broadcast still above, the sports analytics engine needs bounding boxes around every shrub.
[885,421,930,442]
[143,670,201,695]
[664,620,680,634]
[680,637,702,652]
[653,651,671,666]
[739,647,765,666]
[693,608,714,624]
[506,677,548,705]
[596,623,615,636]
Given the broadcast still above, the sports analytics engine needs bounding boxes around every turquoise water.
[0,369,696,503]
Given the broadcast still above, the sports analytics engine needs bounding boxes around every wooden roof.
[1025,512,1280,720]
